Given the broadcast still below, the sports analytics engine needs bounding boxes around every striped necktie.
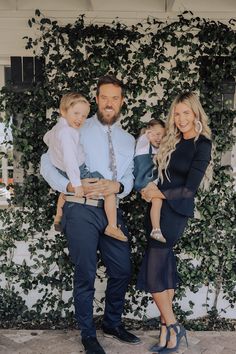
[107,126,117,181]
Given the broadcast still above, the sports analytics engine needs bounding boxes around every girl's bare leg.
[150,197,162,229]
[150,198,166,243]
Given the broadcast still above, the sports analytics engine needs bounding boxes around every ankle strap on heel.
[159,323,188,353]
[167,322,179,334]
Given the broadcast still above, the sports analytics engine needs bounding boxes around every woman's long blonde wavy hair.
[156,92,212,188]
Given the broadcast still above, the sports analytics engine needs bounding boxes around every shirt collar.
[59,116,69,126]
[93,114,120,132]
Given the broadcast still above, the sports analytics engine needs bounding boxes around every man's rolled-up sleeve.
[40,153,69,193]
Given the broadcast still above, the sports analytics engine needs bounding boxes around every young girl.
[43,92,127,242]
[134,119,166,243]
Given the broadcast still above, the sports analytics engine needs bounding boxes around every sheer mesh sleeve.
[161,139,212,217]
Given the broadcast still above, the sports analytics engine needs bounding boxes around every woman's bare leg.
[152,290,178,349]
[152,290,176,325]
[158,315,168,347]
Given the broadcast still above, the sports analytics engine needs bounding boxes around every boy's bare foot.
[54,216,62,232]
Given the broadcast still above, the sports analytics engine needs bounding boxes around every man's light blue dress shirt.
[40,114,135,199]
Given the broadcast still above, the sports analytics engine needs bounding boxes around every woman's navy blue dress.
[137,135,212,293]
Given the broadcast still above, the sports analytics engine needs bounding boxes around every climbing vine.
[0,11,235,328]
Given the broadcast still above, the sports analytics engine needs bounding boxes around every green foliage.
[0,10,235,327]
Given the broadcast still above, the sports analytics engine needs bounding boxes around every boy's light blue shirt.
[40,114,135,199]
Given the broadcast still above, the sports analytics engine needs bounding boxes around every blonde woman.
[137,92,212,353]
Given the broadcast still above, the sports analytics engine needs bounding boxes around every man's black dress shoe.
[81,336,106,354]
[102,324,141,345]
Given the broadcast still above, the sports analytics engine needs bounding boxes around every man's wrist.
[117,182,124,194]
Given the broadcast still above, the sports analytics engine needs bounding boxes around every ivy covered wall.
[0,11,235,328]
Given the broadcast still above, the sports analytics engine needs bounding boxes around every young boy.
[43,92,127,241]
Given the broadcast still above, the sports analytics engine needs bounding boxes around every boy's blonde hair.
[59,93,90,114]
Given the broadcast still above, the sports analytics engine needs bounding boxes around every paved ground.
[0,329,235,354]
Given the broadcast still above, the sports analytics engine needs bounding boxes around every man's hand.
[67,178,120,198]
[82,179,120,198]
[66,178,99,194]
[74,185,84,198]
[67,182,75,193]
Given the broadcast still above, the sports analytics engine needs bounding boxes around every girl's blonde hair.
[156,92,212,186]
[59,93,90,115]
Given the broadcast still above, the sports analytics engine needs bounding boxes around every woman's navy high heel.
[149,323,168,353]
[159,322,188,353]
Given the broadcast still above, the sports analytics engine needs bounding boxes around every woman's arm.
[157,139,212,217]
[162,139,212,201]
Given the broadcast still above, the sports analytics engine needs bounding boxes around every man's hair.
[59,93,89,114]
[96,75,125,97]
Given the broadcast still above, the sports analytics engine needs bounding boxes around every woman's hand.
[141,188,156,202]
[141,183,165,202]
[145,182,158,190]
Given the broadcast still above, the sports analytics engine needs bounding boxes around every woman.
[137,92,212,353]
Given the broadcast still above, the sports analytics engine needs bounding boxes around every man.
[40,76,141,354]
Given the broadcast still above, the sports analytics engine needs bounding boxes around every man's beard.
[97,109,121,125]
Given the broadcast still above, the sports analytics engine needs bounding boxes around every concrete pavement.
[0,329,236,354]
